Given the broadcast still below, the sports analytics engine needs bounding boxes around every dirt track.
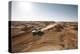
[11,21,78,53]
[12,30,63,52]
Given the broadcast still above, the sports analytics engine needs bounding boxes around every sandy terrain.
[10,21,78,53]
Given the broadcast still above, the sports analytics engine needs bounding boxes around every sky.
[11,1,78,22]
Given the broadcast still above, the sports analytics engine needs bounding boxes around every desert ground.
[10,21,78,53]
